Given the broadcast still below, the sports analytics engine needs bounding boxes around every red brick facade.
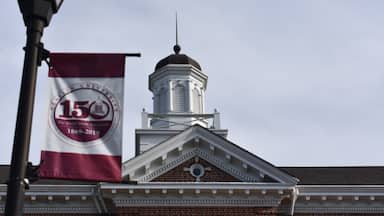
[117,207,278,216]
[2,211,382,216]
[295,214,384,216]
[152,157,240,182]
[24,215,94,216]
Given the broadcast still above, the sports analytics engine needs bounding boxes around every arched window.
[193,88,201,113]
[173,84,186,112]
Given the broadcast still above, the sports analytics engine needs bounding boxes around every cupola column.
[168,80,173,112]
[201,87,205,113]
[186,80,193,113]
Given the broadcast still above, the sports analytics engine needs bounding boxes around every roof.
[0,165,95,185]
[1,166,383,185]
[155,45,201,70]
[280,166,384,185]
[155,54,201,70]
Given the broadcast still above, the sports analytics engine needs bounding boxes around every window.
[189,163,205,179]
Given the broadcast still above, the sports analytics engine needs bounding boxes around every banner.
[39,53,126,182]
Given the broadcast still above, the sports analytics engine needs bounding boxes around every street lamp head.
[52,0,64,13]
[18,0,63,27]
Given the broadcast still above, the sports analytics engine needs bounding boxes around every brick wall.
[117,206,278,216]
[0,214,95,216]
[152,157,240,182]
[295,214,384,216]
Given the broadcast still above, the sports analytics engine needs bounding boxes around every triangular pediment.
[152,157,242,182]
[123,125,298,185]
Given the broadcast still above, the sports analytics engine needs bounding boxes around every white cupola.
[148,44,208,129]
[136,43,227,155]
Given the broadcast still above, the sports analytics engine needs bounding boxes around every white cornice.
[0,184,96,196]
[0,184,100,214]
[135,128,228,135]
[193,128,298,184]
[149,65,208,91]
[113,198,282,207]
[294,185,384,214]
[297,185,384,196]
[1,183,383,214]
[23,206,98,214]
[101,182,295,190]
[0,206,99,214]
[140,148,196,182]
[196,148,260,182]
[0,182,384,214]
[102,182,293,208]
[294,207,384,214]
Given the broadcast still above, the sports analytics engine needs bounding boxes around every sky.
[1,0,384,166]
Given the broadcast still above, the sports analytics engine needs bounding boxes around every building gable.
[123,125,298,185]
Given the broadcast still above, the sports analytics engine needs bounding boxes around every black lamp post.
[5,0,63,215]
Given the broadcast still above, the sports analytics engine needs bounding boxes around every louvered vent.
[174,84,186,112]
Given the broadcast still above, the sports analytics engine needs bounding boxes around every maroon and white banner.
[39,53,126,182]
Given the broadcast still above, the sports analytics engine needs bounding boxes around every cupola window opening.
[173,84,186,112]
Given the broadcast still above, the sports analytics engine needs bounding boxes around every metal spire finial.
[173,12,181,54]
[176,12,179,45]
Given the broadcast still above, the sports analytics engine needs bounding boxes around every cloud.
[1,1,384,166]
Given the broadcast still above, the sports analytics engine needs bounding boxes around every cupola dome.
[154,45,201,70]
